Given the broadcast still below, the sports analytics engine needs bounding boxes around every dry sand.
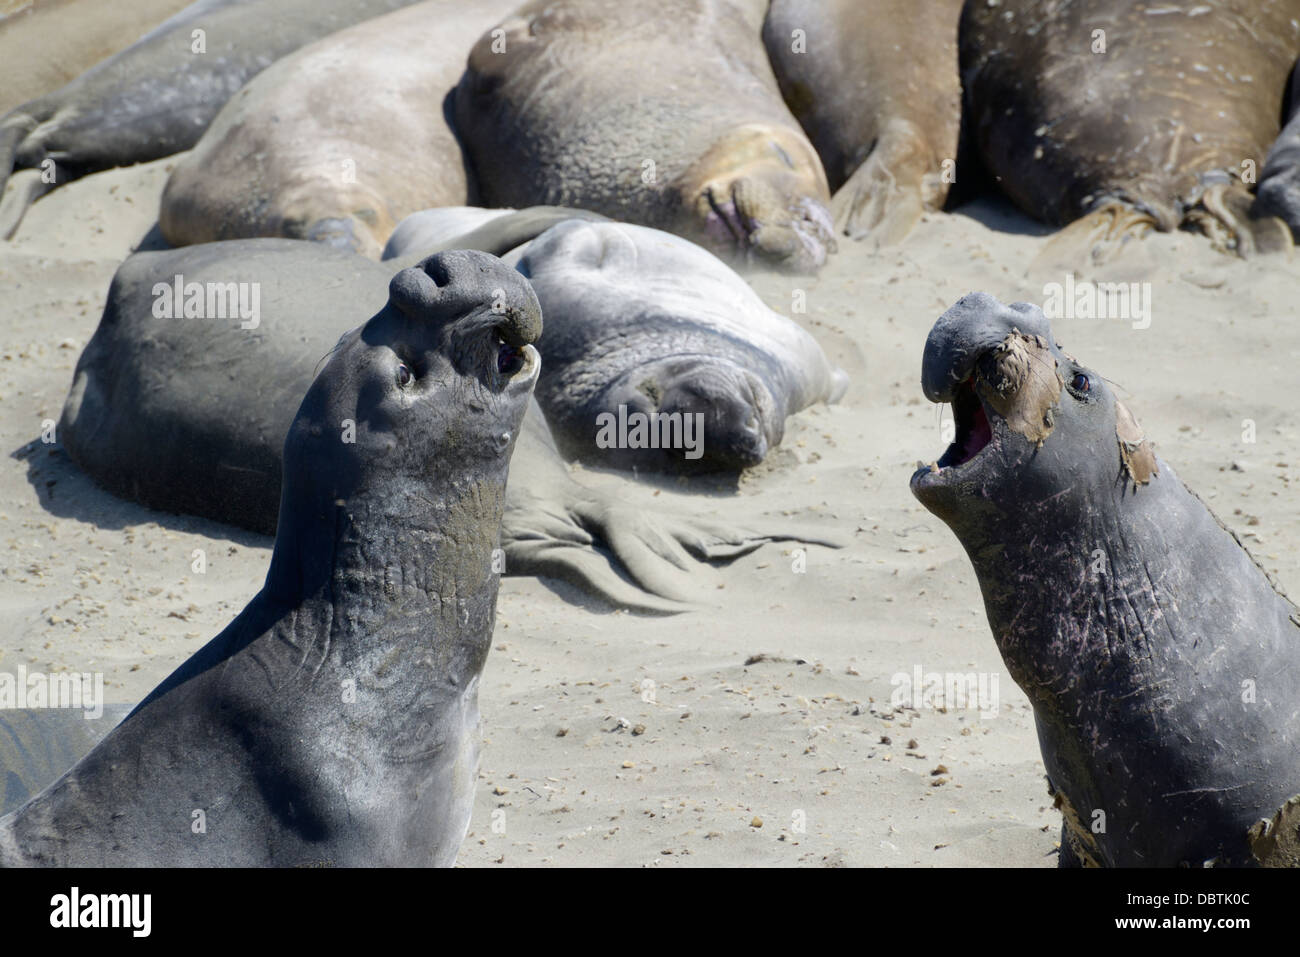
[1,144,1297,867]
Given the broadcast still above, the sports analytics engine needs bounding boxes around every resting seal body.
[159,0,518,258]
[58,239,837,613]
[0,0,424,238]
[516,220,848,472]
[453,0,835,274]
[1,250,542,866]
[762,0,963,242]
[959,0,1300,258]
[910,292,1300,867]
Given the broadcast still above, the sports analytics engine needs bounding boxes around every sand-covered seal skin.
[959,0,1300,258]
[0,251,542,867]
[159,0,519,258]
[0,0,425,238]
[516,220,849,473]
[762,0,963,243]
[59,239,840,614]
[910,292,1300,868]
[453,0,835,275]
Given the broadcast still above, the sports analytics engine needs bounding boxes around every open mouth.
[497,336,526,376]
[938,378,993,469]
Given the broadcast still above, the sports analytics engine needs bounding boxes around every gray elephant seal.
[160,0,518,258]
[911,292,1300,867]
[1,250,542,866]
[763,0,963,242]
[453,0,835,274]
[0,0,192,115]
[960,0,1300,258]
[517,220,848,472]
[1254,62,1300,240]
[0,0,423,238]
[58,239,839,614]
[381,206,608,261]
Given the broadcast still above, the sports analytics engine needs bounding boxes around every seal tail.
[0,112,45,239]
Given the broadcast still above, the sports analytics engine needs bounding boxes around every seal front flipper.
[1028,202,1156,274]
[1186,182,1292,258]
[830,119,930,244]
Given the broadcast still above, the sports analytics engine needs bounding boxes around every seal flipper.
[0,168,51,240]
[831,117,931,244]
[1187,182,1292,258]
[1028,202,1156,274]
[1248,795,1300,867]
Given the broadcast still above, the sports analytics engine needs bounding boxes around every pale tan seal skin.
[160,0,518,259]
[453,0,835,274]
[961,0,1300,261]
[763,0,963,243]
[0,0,194,115]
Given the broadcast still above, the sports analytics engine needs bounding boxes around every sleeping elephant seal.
[960,0,1300,260]
[453,0,835,274]
[0,0,425,238]
[910,292,1300,867]
[159,0,520,258]
[762,0,963,243]
[381,206,608,261]
[0,250,543,867]
[516,221,848,473]
[58,239,839,614]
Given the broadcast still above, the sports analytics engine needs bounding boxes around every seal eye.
[397,363,412,388]
[1071,373,1090,394]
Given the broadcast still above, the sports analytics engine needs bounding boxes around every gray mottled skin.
[960,0,1300,253]
[453,0,836,274]
[0,706,133,817]
[1,250,542,866]
[59,238,838,614]
[382,206,609,261]
[517,220,847,473]
[762,0,963,242]
[159,0,519,258]
[911,292,1300,867]
[0,0,425,238]
[1254,60,1300,239]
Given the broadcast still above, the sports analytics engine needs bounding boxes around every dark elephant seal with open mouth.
[517,220,848,472]
[56,239,839,614]
[763,0,963,243]
[453,0,835,274]
[910,292,1300,867]
[0,250,542,867]
[960,0,1300,259]
[0,0,424,238]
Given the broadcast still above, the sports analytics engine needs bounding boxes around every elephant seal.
[59,239,838,614]
[0,0,193,116]
[0,0,424,238]
[762,0,963,243]
[453,0,836,274]
[516,220,848,472]
[910,292,1300,867]
[1254,61,1300,240]
[159,0,519,258]
[1,705,133,817]
[381,206,608,261]
[1,250,542,866]
[959,0,1300,259]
